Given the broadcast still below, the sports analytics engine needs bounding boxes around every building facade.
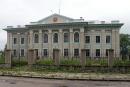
[4,14,123,59]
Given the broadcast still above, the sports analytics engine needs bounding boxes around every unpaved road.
[0,76,130,87]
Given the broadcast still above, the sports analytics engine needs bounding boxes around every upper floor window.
[43,33,48,43]
[96,36,100,43]
[85,36,90,43]
[13,38,17,44]
[34,34,39,43]
[64,33,69,42]
[53,33,58,43]
[21,38,24,44]
[106,35,111,43]
[74,32,79,42]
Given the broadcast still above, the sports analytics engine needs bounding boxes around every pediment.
[35,14,74,24]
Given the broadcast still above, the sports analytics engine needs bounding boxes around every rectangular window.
[86,49,90,57]
[96,36,100,43]
[43,49,48,56]
[13,49,16,56]
[13,38,17,44]
[106,49,109,56]
[85,36,90,43]
[96,49,100,57]
[106,36,111,43]
[64,49,69,57]
[74,49,79,57]
[20,49,24,57]
[34,34,39,43]
[21,38,24,44]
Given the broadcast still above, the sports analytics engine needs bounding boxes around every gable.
[35,14,74,24]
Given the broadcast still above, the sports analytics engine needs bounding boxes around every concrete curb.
[1,74,130,82]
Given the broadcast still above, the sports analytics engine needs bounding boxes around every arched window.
[64,33,69,42]
[53,33,58,43]
[74,32,79,42]
[43,33,48,43]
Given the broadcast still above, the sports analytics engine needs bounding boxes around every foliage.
[60,58,80,65]
[36,58,54,65]
[12,59,28,66]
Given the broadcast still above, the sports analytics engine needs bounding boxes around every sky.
[0,0,130,50]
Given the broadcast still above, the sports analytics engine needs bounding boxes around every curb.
[1,74,130,82]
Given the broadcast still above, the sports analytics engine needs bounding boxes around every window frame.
[96,36,100,43]
[74,32,79,43]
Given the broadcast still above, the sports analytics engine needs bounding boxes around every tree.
[120,34,130,59]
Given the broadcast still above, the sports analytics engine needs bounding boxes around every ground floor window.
[35,49,38,56]
[86,49,90,57]
[13,49,16,56]
[96,49,100,57]
[20,49,24,57]
[106,49,109,57]
[74,49,79,57]
[64,49,69,57]
[43,49,48,57]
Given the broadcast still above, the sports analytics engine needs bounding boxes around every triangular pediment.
[32,13,74,24]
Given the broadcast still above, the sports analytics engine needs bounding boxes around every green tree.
[120,34,130,59]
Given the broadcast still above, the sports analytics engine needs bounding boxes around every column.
[29,30,33,49]
[59,29,63,58]
[101,30,105,57]
[90,30,95,58]
[115,29,120,57]
[48,30,52,58]
[111,29,116,57]
[7,32,12,49]
[69,28,73,58]
[80,28,85,56]
[39,30,42,59]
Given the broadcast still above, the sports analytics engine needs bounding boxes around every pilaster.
[39,30,42,59]
[69,28,73,58]
[48,30,52,58]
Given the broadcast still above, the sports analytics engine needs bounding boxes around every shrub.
[36,58,54,65]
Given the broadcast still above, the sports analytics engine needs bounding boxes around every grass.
[0,55,5,64]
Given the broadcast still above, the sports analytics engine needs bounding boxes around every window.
[74,32,79,42]
[35,49,38,56]
[74,49,79,57]
[20,49,24,57]
[106,49,109,56]
[96,49,100,57]
[53,33,58,43]
[96,36,100,43]
[64,33,69,42]
[85,36,90,43]
[13,38,17,44]
[13,49,16,56]
[86,49,90,57]
[21,38,24,44]
[43,49,48,56]
[64,49,69,57]
[43,34,48,43]
[34,34,39,43]
[106,36,111,43]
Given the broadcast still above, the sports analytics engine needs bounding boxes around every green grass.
[0,55,5,64]
[36,58,54,65]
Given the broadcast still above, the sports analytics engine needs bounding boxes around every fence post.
[108,49,114,67]
[53,49,60,66]
[28,49,37,67]
[5,49,12,68]
[81,49,86,67]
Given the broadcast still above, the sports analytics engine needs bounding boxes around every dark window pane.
[74,32,79,42]
[13,49,16,56]
[44,34,48,43]
[21,38,24,44]
[106,36,110,43]
[96,49,100,57]
[14,38,17,44]
[21,49,24,57]
[96,36,100,43]
[34,34,39,43]
[74,49,79,57]
[43,49,48,56]
[64,33,69,42]
[86,49,90,57]
[53,33,58,43]
[85,36,90,43]
[64,49,69,57]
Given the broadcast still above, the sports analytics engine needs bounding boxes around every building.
[4,14,123,59]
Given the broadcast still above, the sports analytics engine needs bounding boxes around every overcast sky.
[0,0,130,50]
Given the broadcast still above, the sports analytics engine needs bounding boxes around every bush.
[60,59,80,65]
[36,58,54,65]
[12,60,28,66]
